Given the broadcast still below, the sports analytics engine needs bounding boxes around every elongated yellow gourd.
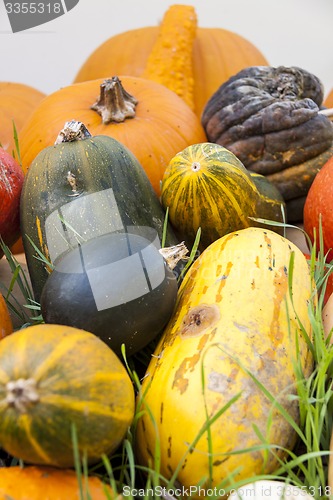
[143,4,197,111]
[136,227,314,493]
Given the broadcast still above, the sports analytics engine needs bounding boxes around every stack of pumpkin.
[0,3,332,498]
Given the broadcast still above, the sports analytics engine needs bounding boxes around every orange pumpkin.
[0,466,114,500]
[0,293,13,339]
[9,238,25,255]
[0,82,45,157]
[0,83,45,254]
[324,88,333,108]
[19,76,206,195]
[74,5,268,117]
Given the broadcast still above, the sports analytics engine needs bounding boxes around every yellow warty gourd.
[142,5,197,110]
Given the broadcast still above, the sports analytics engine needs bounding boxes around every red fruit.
[0,148,24,258]
[304,155,333,262]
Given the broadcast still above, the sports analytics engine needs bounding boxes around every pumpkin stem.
[91,77,138,124]
[159,241,189,270]
[6,378,39,413]
[142,4,197,111]
[55,120,92,144]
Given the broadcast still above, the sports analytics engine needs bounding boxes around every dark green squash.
[21,120,179,302]
[40,230,178,356]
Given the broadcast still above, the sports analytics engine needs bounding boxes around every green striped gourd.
[160,143,285,250]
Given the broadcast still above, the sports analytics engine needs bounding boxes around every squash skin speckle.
[136,227,314,491]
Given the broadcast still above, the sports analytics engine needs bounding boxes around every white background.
[0,0,332,100]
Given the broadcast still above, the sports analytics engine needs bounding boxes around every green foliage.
[0,237,42,326]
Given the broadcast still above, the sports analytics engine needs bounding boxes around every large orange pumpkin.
[73,4,269,118]
[0,82,45,156]
[0,466,114,500]
[19,76,206,195]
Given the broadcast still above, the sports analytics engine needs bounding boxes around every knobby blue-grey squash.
[201,66,333,221]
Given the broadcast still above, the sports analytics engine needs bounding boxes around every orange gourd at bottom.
[0,466,115,500]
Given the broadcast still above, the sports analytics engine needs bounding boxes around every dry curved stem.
[91,77,138,124]
[159,241,189,270]
[55,120,92,144]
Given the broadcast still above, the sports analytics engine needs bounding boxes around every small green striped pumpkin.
[0,324,135,468]
[160,142,285,250]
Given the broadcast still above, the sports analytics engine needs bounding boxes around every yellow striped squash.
[0,324,135,468]
[135,227,314,492]
[160,143,285,250]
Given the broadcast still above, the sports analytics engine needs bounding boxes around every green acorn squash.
[20,120,179,302]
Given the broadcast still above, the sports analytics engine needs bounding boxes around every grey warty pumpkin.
[201,66,333,221]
